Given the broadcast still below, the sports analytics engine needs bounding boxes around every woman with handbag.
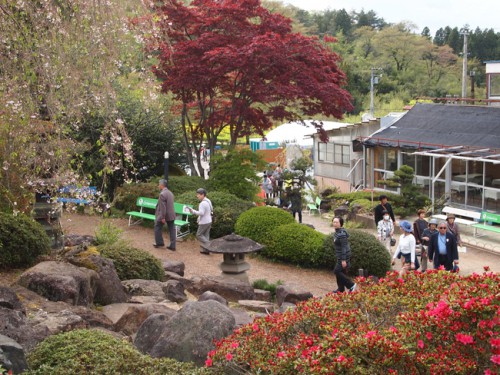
[377,209,394,254]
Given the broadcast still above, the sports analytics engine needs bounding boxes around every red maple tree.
[140,0,352,174]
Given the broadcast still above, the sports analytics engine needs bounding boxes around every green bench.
[126,197,193,238]
[307,196,321,215]
[473,211,500,236]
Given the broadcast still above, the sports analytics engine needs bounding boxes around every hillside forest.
[1,0,500,211]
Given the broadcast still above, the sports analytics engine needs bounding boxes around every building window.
[318,142,349,164]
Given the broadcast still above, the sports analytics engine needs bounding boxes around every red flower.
[426,332,433,340]
[484,266,490,271]
[205,358,213,367]
[491,355,500,365]
[277,351,286,358]
[231,342,239,348]
[418,340,424,349]
[336,355,346,362]
[365,331,377,339]
[226,353,233,361]
[490,338,500,347]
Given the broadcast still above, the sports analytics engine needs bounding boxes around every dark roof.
[364,103,500,152]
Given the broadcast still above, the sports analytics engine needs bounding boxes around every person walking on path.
[420,218,439,272]
[188,188,213,255]
[377,209,394,253]
[154,179,176,250]
[262,173,273,200]
[428,220,459,271]
[413,209,428,262]
[446,214,462,246]
[392,220,419,276]
[332,217,356,293]
[288,184,303,223]
[374,194,396,227]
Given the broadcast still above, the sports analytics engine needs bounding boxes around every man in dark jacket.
[332,216,356,293]
[428,221,459,271]
[154,179,176,250]
[374,194,396,227]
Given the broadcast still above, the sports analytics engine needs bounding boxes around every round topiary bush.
[25,329,201,374]
[263,223,327,267]
[235,206,295,244]
[176,190,254,239]
[0,212,51,268]
[98,242,164,281]
[322,229,391,277]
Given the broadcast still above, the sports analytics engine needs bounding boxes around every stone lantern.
[201,233,263,282]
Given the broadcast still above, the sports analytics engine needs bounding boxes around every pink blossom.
[226,353,233,361]
[491,355,500,365]
[252,323,259,332]
[456,333,474,345]
[426,332,433,340]
[365,331,377,339]
[481,297,491,305]
[484,369,492,375]
[336,355,346,362]
[389,326,398,333]
[418,340,424,349]
[231,342,239,348]
[277,351,286,358]
[205,358,213,367]
[490,338,500,347]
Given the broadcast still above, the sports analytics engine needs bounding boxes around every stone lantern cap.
[201,233,263,254]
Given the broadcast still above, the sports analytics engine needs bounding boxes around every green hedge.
[263,223,326,267]
[25,329,201,374]
[234,206,295,244]
[176,190,254,239]
[322,229,391,277]
[0,213,51,268]
[98,242,164,281]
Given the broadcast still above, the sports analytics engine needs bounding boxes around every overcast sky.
[284,0,499,36]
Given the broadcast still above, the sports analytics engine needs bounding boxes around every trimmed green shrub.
[263,223,327,267]
[94,221,123,245]
[235,206,295,244]
[98,242,164,281]
[349,198,374,213]
[176,190,254,239]
[25,329,201,374]
[322,229,391,277]
[112,182,158,213]
[0,213,51,268]
[163,175,207,197]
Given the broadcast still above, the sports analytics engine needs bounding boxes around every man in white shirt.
[188,188,213,255]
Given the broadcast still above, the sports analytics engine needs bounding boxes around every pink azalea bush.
[206,270,500,374]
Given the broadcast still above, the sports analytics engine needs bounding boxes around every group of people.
[372,195,460,276]
[153,179,212,255]
[261,165,284,200]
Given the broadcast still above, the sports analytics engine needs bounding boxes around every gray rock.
[198,291,228,306]
[162,280,187,303]
[277,302,297,313]
[16,261,98,306]
[0,308,45,353]
[150,301,235,366]
[66,250,128,305]
[229,307,253,328]
[0,286,25,314]
[0,334,27,374]
[114,303,177,336]
[187,276,255,302]
[237,300,276,314]
[122,279,166,298]
[164,271,193,289]
[64,234,95,247]
[134,313,170,354]
[276,284,313,306]
[253,288,272,302]
[163,260,185,276]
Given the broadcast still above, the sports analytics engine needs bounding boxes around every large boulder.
[162,260,185,276]
[122,279,166,299]
[187,276,255,302]
[134,313,170,354]
[0,335,28,374]
[16,261,98,306]
[149,300,235,366]
[198,291,228,306]
[275,284,313,306]
[0,308,45,353]
[65,247,128,305]
[114,304,177,336]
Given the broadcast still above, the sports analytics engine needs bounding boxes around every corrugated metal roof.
[364,103,500,152]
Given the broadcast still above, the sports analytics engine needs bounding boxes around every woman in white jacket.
[376,209,394,254]
[391,220,419,276]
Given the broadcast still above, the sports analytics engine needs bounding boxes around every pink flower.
[481,297,491,306]
[231,342,239,348]
[336,355,346,362]
[277,351,286,358]
[490,338,500,347]
[438,265,445,270]
[491,355,500,365]
[397,278,404,284]
[389,326,398,333]
[418,340,424,349]
[426,332,433,340]
[365,331,377,339]
[252,323,259,332]
[205,358,213,367]
[226,353,233,361]
[456,333,474,345]
[484,369,492,375]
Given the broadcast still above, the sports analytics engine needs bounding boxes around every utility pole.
[461,29,469,100]
[369,67,380,119]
